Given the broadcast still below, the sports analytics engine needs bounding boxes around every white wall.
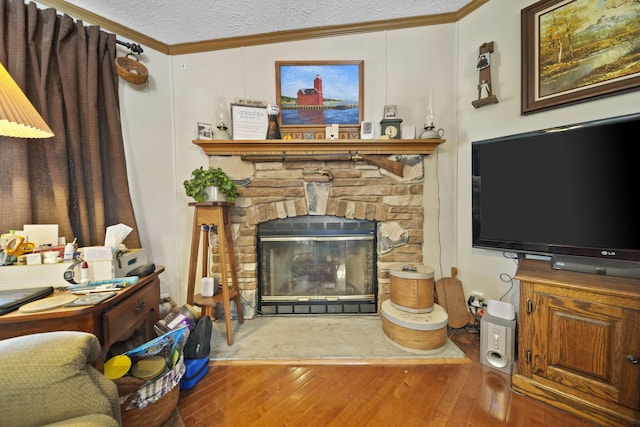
[119,0,640,307]
[119,49,176,298]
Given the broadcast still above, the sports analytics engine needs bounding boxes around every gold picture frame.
[275,60,364,139]
[521,0,640,114]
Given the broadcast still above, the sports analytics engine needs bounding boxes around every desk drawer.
[103,280,159,347]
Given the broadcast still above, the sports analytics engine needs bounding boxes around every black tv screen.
[472,113,640,275]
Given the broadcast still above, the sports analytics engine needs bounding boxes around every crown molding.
[36,0,489,56]
[169,13,456,55]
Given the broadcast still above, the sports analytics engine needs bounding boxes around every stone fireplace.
[217,154,426,319]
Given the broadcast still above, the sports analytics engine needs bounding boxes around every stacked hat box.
[382,264,448,354]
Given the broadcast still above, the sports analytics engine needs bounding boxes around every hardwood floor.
[178,328,597,426]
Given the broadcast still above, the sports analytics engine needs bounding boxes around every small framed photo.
[383,104,398,119]
[197,122,213,140]
[360,121,374,139]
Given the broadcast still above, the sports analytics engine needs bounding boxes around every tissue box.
[114,248,148,277]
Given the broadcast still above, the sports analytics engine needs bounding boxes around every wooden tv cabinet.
[0,266,164,371]
[512,258,640,427]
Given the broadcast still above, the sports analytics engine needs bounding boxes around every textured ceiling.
[62,0,474,45]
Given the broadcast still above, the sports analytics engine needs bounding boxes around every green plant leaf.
[184,166,238,202]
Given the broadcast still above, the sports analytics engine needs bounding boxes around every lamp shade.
[0,62,54,138]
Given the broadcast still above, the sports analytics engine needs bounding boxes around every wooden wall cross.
[472,41,499,109]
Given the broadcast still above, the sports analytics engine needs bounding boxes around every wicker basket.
[115,53,148,85]
[121,383,179,427]
[118,352,185,427]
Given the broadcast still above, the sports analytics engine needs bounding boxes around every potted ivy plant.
[183,166,239,202]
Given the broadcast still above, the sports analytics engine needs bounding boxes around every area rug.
[210,315,470,365]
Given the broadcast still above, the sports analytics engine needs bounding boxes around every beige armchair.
[0,331,122,427]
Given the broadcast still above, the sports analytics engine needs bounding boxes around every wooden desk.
[0,266,164,371]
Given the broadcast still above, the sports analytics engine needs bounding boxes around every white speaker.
[486,299,515,320]
[480,312,516,375]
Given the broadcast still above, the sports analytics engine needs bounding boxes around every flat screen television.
[472,112,640,279]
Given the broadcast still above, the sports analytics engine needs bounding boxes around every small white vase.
[205,186,227,202]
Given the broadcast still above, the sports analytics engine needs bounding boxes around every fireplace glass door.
[258,217,376,314]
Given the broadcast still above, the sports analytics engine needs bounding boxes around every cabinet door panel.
[539,294,622,404]
[620,309,640,410]
[547,295,620,381]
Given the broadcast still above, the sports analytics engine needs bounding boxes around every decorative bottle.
[63,243,75,262]
[80,261,90,285]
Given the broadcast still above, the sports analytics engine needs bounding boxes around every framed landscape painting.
[521,0,640,114]
[275,60,364,139]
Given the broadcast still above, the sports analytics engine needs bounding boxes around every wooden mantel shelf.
[193,138,446,156]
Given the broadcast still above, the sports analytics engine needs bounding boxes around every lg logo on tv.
[601,250,616,256]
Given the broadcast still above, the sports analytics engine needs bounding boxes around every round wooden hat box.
[381,299,448,354]
[389,264,435,313]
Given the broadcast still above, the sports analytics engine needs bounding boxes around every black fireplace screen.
[257,216,377,314]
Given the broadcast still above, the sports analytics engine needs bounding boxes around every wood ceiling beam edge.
[36,0,489,56]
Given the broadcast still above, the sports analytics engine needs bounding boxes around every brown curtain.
[0,0,141,248]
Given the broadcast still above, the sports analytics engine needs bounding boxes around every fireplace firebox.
[257,216,377,315]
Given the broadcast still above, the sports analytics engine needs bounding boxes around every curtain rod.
[116,40,143,54]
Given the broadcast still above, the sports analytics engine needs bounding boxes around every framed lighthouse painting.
[275,60,364,139]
